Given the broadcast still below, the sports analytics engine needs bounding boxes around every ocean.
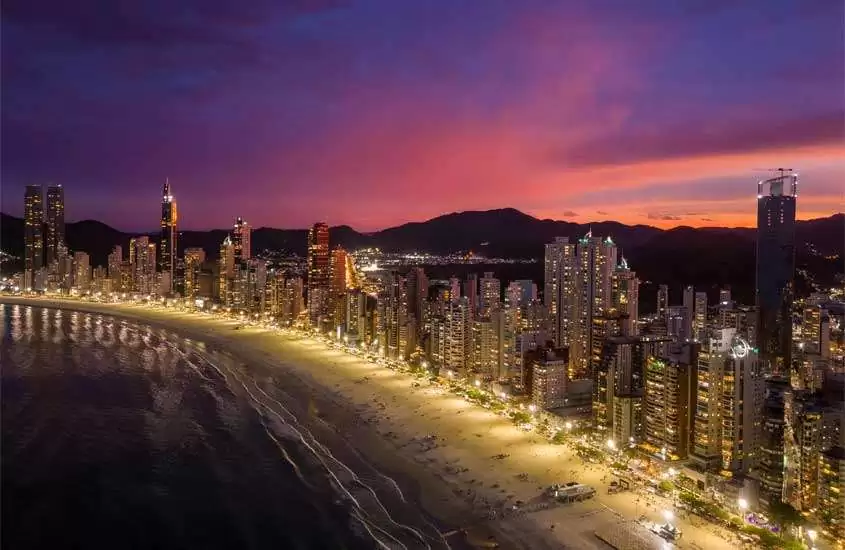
[1,304,447,550]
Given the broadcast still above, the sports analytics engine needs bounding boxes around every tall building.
[463,273,478,316]
[612,257,639,336]
[330,246,360,330]
[643,342,698,460]
[233,217,251,262]
[530,347,570,410]
[184,248,206,299]
[307,222,330,327]
[693,291,708,342]
[682,285,695,340]
[218,236,234,304]
[159,180,178,294]
[657,285,669,321]
[479,272,501,317]
[24,185,44,290]
[756,172,797,376]
[45,184,65,267]
[573,233,618,378]
[544,237,578,348]
[719,333,765,474]
[760,377,790,507]
[72,251,90,293]
[108,246,123,292]
[819,446,845,539]
[130,236,156,295]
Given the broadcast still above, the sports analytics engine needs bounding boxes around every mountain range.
[2,208,842,307]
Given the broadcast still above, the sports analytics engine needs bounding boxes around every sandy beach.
[2,297,739,550]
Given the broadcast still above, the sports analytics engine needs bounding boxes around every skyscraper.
[756,172,797,376]
[544,237,577,348]
[233,217,251,263]
[159,180,178,294]
[45,184,65,267]
[24,185,44,290]
[479,272,501,317]
[307,222,330,327]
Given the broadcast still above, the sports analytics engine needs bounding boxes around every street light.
[528,403,537,413]
[606,438,617,451]
[807,529,817,544]
[738,498,748,513]
[564,421,573,431]
[663,509,674,523]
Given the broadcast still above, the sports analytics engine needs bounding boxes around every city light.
[663,509,674,523]
[737,498,748,511]
[606,439,616,451]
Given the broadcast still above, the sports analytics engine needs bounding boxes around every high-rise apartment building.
[24,185,44,290]
[45,184,65,267]
[307,222,330,327]
[657,285,669,321]
[72,251,90,293]
[819,446,845,539]
[463,273,478,316]
[159,180,178,294]
[693,291,708,342]
[233,217,251,262]
[544,237,578,348]
[760,377,790,507]
[574,234,618,377]
[612,258,639,336]
[218,236,234,304]
[107,246,123,292]
[756,173,797,376]
[643,342,698,460]
[479,272,501,317]
[184,248,206,299]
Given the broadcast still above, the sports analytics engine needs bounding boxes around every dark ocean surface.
[1,304,446,550]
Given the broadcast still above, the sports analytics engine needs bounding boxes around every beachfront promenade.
[2,296,744,550]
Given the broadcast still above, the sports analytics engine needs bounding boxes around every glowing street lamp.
[474,380,481,388]
[738,498,748,512]
[528,403,537,413]
[606,439,617,451]
[807,530,817,544]
[663,509,674,523]
[564,421,573,431]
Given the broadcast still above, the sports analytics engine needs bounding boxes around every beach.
[2,297,739,550]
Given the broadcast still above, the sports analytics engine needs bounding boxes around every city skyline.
[2,1,843,230]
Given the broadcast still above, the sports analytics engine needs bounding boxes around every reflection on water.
[1,304,443,550]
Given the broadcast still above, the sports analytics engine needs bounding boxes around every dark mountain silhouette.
[2,209,842,306]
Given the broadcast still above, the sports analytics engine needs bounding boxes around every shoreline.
[1,297,737,550]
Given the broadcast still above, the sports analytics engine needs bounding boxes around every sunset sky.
[2,0,843,231]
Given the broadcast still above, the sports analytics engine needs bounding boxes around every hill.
[2,209,842,306]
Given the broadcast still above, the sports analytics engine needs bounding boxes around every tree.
[658,480,674,493]
[768,501,805,532]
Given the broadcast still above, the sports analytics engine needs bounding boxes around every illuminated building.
[233,217,251,262]
[756,172,797,376]
[693,292,708,342]
[45,184,65,267]
[690,329,764,473]
[719,288,732,305]
[463,273,478,315]
[595,335,670,433]
[280,277,304,326]
[405,267,428,333]
[802,305,823,354]
[530,347,570,410]
[330,246,360,330]
[818,446,845,539]
[657,285,669,323]
[183,247,206,299]
[613,395,643,446]
[108,246,123,292]
[307,222,330,327]
[130,236,155,294]
[683,285,695,340]
[785,395,822,513]
[217,236,234,304]
[612,257,639,336]
[159,180,178,294]
[667,306,690,342]
[431,297,470,371]
[719,334,764,474]
[72,251,90,293]
[574,233,617,378]
[24,184,44,290]
[643,342,698,460]
[544,237,577,348]
[471,317,499,379]
[479,272,500,317]
[759,377,789,507]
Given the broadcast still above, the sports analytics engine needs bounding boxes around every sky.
[2,0,843,231]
